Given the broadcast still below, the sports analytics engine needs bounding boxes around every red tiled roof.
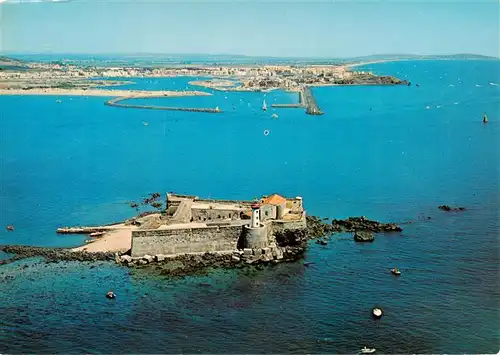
[262,194,286,205]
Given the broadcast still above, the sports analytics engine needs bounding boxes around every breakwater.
[105,96,222,113]
[56,226,117,234]
[302,86,323,115]
[272,87,323,115]
[271,103,303,108]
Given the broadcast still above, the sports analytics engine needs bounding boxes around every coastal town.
[0,56,407,92]
[0,56,408,116]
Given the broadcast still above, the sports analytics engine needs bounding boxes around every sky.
[0,0,499,58]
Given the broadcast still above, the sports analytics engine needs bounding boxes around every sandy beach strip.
[0,88,211,97]
[72,227,135,253]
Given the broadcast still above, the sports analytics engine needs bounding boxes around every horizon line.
[1,51,499,60]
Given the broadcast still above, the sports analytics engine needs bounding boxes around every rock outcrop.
[305,216,340,237]
[117,245,302,277]
[331,216,402,233]
[353,231,375,242]
[338,73,409,86]
[438,205,466,212]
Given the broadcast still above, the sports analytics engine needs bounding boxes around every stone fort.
[131,193,307,257]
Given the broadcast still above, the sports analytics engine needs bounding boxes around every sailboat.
[262,100,267,111]
[483,112,488,123]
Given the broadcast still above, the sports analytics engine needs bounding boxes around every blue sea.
[1,60,499,353]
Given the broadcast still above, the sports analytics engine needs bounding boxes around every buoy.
[483,113,488,124]
[106,291,116,299]
[264,129,270,136]
[372,308,383,319]
[6,225,14,231]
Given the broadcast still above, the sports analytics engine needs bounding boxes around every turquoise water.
[1,60,499,353]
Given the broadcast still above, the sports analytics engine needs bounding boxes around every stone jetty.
[271,86,323,115]
[56,226,117,234]
[302,86,323,115]
[105,96,222,113]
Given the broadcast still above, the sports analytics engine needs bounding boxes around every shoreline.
[345,59,402,68]
[0,216,403,276]
[0,88,211,98]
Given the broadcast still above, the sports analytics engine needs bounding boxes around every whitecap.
[454,102,459,105]
[449,84,455,87]
[489,82,499,86]
[475,84,482,87]
[426,106,430,109]
[436,105,441,109]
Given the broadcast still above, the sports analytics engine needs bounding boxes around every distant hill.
[0,53,497,69]
[346,53,499,63]
[0,56,25,67]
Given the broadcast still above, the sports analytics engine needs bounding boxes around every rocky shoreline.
[0,245,115,265]
[0,215,403,277]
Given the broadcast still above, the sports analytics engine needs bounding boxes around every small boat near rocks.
[89,232,105,238]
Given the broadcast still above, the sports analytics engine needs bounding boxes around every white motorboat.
[372,308,383,318]
[391,268,401,276]
[360,346,376,354]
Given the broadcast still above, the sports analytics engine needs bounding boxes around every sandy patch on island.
[72,228,134,253]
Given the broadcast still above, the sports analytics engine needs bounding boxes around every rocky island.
[0,193,404,277]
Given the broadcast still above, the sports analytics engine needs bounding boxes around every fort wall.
[130,217,306,257]
[131,225,243,257]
